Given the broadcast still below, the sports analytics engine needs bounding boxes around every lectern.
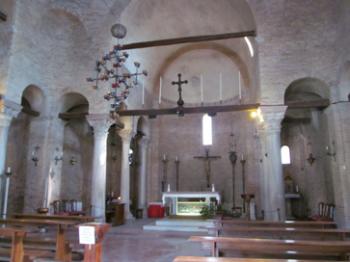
[79,222,110,262]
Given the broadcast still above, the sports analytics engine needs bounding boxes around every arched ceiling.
[116,0,257,105]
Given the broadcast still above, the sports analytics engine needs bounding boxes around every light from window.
[281,145,291,165]
[202,114,212,145]
[244,36,254,57]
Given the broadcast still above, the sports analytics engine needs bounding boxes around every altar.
[162,192,221,216]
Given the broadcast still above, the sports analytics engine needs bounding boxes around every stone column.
[258,106,287,221]
[138,138,149,218]
[87,114,112,221]
[119,129,134,220]
[0,99,21,214]
[0,99,21,175]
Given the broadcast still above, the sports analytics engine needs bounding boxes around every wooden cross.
[171,73,188,107]
[0,11,7,22]
[194,149,221,188]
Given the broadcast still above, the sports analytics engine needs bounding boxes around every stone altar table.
[162,192,221,216]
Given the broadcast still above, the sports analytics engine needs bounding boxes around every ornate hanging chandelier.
[87,24,147,113]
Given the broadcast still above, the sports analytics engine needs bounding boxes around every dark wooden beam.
[120,30,256,50]
[286,98,330,109]
[0,11,7,22]
[59,112,88,121]
[22,107,40,117]
[118,103,260,117]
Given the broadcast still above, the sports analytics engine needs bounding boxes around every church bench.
[173,256,345,262]
[216,219,337,229]
[0,218,82,261]
[0,227,26,262]
[205,226,350,240]
[12,213,95,222]
[189,236,350,259]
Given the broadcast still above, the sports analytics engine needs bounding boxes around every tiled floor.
[102,219,208,262]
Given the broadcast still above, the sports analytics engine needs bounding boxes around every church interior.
[1,0,350,261]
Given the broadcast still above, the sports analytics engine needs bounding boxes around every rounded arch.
[59,92,89,113]
[21,85,45,112]
[284,77,330,103]
[153,43,253,104]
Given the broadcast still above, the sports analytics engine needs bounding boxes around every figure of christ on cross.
[194,149,221,188]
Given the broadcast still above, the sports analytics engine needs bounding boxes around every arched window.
[202,114,212,145]
[281,145,291,165]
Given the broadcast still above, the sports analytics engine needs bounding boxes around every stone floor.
[102,219,208,262]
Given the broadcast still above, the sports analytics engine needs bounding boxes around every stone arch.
[60,91,92,210]
[59,92,89,113]
[21,85,45,112]
[285,77,330,102]
[281,77,332,218]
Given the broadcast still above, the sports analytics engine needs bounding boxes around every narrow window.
[281,145,291,164]
[202,114,212,145]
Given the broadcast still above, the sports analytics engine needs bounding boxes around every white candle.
[200,74,203,103]
[238,71,242,101]
[175,156,178,161]
[6,167,11,173]
[159,76,162,104]
[3,176,10,218]
[219,72,223,101]
[241,154,244,161]
[163,154,166,161]
[142,82,145,105]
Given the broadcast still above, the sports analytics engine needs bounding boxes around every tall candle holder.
[2,167,11,218]
[175,156,180,191]
[161,154,169,193]
[240,154,247,212]
[229,151,237,207]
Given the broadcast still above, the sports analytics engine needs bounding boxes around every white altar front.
[162,192,221,216]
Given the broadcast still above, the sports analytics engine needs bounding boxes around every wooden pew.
[206,226,350,240]
[0,227,26,262]
[0,218,81,261]
[12,213,95,222]
[189,236,350,259]
[174,257,346,262]
[216,219,337,229]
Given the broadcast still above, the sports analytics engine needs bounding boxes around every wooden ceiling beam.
[285,98,330,109]
[120,30,256,50]
[57,99,330,119]
[22,107,40,117]
[0,11,7,22]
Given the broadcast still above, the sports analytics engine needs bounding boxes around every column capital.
[258,106,287,133]
[118,128,134,142]
[0,98,22,127]
[87,113,112,138]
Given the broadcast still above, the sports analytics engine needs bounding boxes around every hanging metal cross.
[172,73,188,108]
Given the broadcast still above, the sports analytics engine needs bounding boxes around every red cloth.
[147,204,164,218]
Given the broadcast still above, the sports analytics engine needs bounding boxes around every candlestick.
[219,72,222,102]
[163,154,167,161]
[241,154,244,161]
[6,167,11,174]
[175,156,178,162]
[142,82,145,105]
[159,76,162,104]
[238,71,241,101]
[200,74,203,103]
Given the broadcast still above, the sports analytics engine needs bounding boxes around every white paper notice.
[79,226,96,245]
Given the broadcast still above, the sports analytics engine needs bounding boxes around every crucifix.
[171,73,188,116]
[194,149,221,188]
